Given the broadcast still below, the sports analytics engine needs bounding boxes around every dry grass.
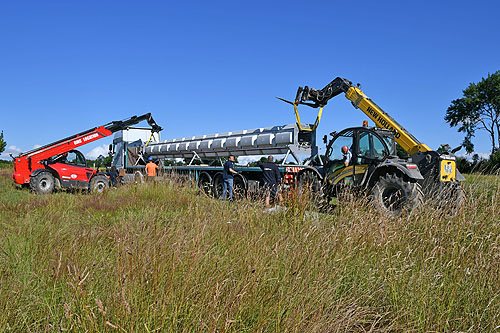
[0,168,500,331]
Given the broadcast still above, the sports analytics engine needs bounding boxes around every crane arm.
[295,77,431,155]
[16,113,162,164]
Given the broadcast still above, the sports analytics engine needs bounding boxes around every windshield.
[326,130,354,161]
[380,133,396,155]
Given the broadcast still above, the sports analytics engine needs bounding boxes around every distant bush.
[0,159,11,168]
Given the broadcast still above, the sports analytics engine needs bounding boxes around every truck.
[112,77,465,214]
[12,113,161,194]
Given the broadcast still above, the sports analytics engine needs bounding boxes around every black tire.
[213,174,224,199]
[90,175,110,193]
[134,171,145,184]
[297,170,329,208]
[372,173,423,215]
[433,182,466,216]
[30,171,55,194]
[198,172,212,196]
[297,170,322,193]
[233,174,247,200]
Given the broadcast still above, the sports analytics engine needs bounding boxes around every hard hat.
[148,157,152,161]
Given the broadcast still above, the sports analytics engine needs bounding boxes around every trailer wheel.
[90,175,110,193]
[198,172,212,196]
[296,170,330,209]
[297,170,322,193]
[233,174,247,200]
[30,171,55,194]
[372,173,423,215]
[134,171,145,184]
[213,174,224,199]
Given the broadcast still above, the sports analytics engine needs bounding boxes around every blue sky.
[1,1,499,160]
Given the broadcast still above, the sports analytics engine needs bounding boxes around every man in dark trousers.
[258,155,283,208]
[222,155,238,200]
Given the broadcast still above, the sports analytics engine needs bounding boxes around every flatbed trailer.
[125,163,305,198]
[112,123,319,198]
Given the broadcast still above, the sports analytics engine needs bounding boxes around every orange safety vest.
[145,162,158,177]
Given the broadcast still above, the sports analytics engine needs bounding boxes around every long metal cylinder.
[143,123,314,159]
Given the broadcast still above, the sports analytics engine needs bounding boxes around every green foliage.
[0,160,11,169]
[0,131,6,155]
[1,168,500,331]
[396,143,409,158]
[455,151,500,174]
[163,159,186,166]
[445,70,500,153]
[86,155,112,170]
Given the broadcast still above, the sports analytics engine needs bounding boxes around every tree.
[445,70,500,153]
[396,143,409,158]
[0,131,6,155]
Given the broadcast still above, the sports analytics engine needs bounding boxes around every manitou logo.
[73,133,99,146]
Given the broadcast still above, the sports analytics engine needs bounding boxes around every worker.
[258,155,283,208]
[341,145,352,167]
[107,165,119,187]
[222,155,238,200]
[145,157,158,182]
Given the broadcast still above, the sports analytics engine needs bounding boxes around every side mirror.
[96,155,104,170]
[323,135,327,144]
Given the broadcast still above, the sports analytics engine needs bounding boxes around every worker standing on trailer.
[222,155,238,200]
[258,156,283,208]
[145,157,158,182]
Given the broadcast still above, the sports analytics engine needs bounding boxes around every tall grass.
[0,168,499,331]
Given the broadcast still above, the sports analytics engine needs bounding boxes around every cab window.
[372,135,387,159]
[327,131,354,161]
[66,151,87,167]
[358,132,370,158]
[380,134,396,155]
[356,130,388,163]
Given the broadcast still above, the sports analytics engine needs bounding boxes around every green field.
[1,168,499,331]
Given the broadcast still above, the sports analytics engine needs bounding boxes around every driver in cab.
[341,145,352,167]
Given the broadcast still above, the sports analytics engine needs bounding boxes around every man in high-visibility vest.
[145,157,158,182]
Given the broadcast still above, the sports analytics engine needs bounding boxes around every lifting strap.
[145,132,154,147]
[293,103,324,132]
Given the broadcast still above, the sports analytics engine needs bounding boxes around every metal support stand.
[188,151,202,165]
[281,149,291,166]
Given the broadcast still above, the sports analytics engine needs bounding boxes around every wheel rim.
[95,181,106,193]
[40,178,49,190]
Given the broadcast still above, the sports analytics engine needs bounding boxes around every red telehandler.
[12,113,162,194]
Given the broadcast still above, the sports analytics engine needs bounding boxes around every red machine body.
[12,127,112,185]
[12,113,161,193]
